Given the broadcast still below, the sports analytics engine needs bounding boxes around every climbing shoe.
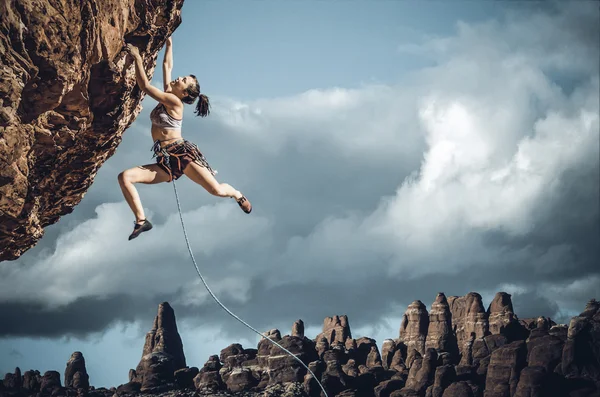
[236,195,252,214]
[128,219,153,240]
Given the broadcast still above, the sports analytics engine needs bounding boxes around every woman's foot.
[236,195,252,214]
[128,219,153,240]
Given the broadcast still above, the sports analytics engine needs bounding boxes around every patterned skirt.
[152,139,217,182]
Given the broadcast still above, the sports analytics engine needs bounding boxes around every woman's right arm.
[163,37,173,92]
[126,43,180,108]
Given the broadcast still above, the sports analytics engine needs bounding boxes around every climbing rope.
[171,180,329,397]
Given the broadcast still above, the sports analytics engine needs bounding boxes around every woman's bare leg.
[183,162,244,200]
[118,164,171,223]
[183,162,252,213]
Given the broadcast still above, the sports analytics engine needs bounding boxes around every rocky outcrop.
[22,370,41,391]
[2,367,22,389]
[0,0,183,261]
[447,293,489,366]
[441,381,474,397]
[403,348,438,395]
[560,299,600,396]
[174,367,199,390]
[399,300,429,367]
[193,355,223,392]
[382,339,401,371]
[131,302,187,391]
[317,315,352,345]
[64,351,89,389]
[40,371,61,394]
[2,294,599,397]
[487,292,528,342]
[426,293,458,360]
[483,340,527,397]
[487,293,516,334]
[293,320,305,338]
[268,335,318,385]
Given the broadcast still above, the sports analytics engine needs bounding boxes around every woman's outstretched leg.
[118,164,171,239]
[183,162,252,213]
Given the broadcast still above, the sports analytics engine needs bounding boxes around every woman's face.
[170,75,193,94]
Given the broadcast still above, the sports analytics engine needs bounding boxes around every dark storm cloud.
[509,291,560,321]
[0,295,160,338]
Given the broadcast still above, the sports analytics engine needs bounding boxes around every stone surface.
[267,335,317,385]
[0,0,183,261]
[174,367,199,389]
[194,355,223,391]
[64,351,89,389]
[375,379,406,397]
[483,340,527,397]
[40,371,61,392]
[426,293,458,359]
[293,320,305,338]
[22,370,41,391]
[132,302,187,391]
[382,339,397,370]
[526,333,563,373]
[258,329,282,366]
[561,299,600,381]
[404,348,438,395]
[442,381,475,397]
[431,365,457,397]
[447,293,489,366]
[487,292,528,341]
[513,366,546,397]
[3,367,22,389]
[317,315,352,345]
[399,300,429,367]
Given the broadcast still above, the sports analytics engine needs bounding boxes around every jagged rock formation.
[488,292,528,342]
[426,293,459,360]
[447,292,490,366]
[130,302,187,392]
[2,294,599,397]
[0,0,183,261]
[64,351,89,389]
[399,300,429,367]
[317,315,352,345]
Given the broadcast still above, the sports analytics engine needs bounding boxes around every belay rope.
[171,180,329,397]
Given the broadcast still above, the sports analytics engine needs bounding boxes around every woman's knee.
[118,169,135,185]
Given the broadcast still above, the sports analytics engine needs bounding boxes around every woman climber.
[118,37,252,241]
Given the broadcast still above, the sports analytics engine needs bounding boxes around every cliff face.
[0,0,184,261]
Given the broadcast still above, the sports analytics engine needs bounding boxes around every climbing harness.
[170,178,329,397]
[152,138,217,182]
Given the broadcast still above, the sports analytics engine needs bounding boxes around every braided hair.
[182,74,211,117]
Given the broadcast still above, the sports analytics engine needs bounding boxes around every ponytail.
[182,74,210,117]
[195,94,210,117]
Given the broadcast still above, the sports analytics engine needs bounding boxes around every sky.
[1,0,599,389]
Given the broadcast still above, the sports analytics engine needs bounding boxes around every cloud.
[0,201,271,309]
[216,84,425,161]
[0,295,153,338]
[269,51,598,285]
[0,1,597,344]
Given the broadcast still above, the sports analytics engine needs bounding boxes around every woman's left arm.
[163,37,173,91]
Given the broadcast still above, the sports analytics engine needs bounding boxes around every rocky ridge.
[2,293,599,397]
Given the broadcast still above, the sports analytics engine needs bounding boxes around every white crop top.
[150,103,182,130]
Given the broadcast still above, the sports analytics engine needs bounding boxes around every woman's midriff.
[151,126,183,147]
